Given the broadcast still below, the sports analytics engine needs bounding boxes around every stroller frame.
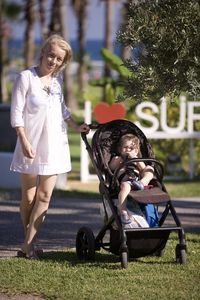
[76,120,187,268]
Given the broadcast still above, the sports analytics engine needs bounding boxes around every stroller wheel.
[76,227,95,261]
[120,251,128,269]
[152,248,165,257]
[175,244,187,264]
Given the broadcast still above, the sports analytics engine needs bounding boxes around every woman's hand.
[78,123,90,134]
[15,126,36,159]
[21,139,36,158]
[65,117,90,134]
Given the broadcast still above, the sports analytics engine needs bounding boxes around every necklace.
[35,67,52,95]
[43,85,51,95]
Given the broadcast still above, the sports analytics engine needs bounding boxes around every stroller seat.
[129,187,170,204]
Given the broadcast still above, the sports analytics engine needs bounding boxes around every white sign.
[135,96,200,137]
[81,98,200,182]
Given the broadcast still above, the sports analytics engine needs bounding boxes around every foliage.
[117,0,200,102]
[89,48,131,103]
[0,233,199,300]
[100,48,132,77]
[1,1,21,20]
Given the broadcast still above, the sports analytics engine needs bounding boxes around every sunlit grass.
[165,181,200,198]
[0,233,199,300]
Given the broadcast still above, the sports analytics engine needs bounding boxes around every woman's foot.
[17,249,39,260]
[33,244,43,256]
[17,250,26,258]
[17,246,43,258]
[20,243,40,260]
[25,249,39,260]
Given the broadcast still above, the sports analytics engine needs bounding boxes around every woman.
[10,34,90,259]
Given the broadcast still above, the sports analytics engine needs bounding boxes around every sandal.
[17,250,39,260]
[26,250,39,260]
[17,250,26,258]
[33,245,43,256]
[17,248,43,259]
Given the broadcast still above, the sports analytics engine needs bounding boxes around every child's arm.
[109,156,122,171]
[140,164,154,186]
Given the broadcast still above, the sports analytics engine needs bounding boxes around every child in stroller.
[76,119,187,268]
[109,133,154,227]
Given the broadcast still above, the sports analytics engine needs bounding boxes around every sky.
[10,0,123,41]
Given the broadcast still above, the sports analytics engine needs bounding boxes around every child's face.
[120,140,139,157]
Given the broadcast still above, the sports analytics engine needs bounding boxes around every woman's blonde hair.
[40,34,72,75]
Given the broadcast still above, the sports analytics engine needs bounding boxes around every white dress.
[10,67,72,175]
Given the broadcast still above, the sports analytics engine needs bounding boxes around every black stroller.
[76,119,187,268]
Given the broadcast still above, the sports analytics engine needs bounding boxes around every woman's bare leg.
[22,175,57,256]
[20,174,38,236]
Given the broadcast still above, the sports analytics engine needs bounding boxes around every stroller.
[76,119,187,268]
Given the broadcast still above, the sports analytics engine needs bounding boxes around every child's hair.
[40,34,72,75]
[119,133,140,152]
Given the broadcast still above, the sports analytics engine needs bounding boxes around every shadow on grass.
[53,189,100,199]
[38,249,179,269]
[40,250,121,269]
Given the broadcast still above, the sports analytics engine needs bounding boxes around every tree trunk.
[0,5,9,102]
[49,0,60,33]
[120,2,131,61]
[24,0,36,68]
[102,0,113,102]
[104,0,113,78]
[77,0,88,93]
[0,3,3,103]
[50,0,78,112]
[38,0,48,41]
[59,0,78,111]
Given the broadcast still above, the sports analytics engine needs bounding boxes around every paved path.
[0,190,199,258]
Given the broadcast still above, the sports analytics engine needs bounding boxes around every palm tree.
[38,0,48,41]
[100,0,120,101]
[0,1,21,103]
[70,0,89,93]
[120,1,131,61]
[0,2,3,103]
[101,0,121,72]
[24,0,36,68]
[49,0,77,111]
[101,0,113,78]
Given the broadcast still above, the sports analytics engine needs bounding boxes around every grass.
[0,233,199,300]
[164,180,200,198]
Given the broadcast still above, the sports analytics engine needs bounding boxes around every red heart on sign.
[93,103,126,123]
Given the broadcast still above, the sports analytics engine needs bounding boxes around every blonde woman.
[10,34,89,259]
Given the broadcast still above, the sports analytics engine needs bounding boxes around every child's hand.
[127,152,137,159]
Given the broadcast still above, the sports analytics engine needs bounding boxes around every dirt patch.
[0,293,44,300]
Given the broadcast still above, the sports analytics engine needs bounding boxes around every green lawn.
[0,233,199,300]
[165,181,200,198]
